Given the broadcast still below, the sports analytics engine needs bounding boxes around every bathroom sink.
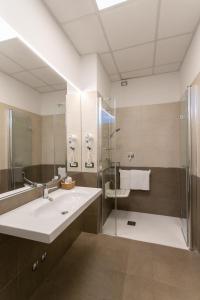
[0,186,102,243]
[33,192,86,218]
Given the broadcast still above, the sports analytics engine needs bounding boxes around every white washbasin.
[33,192,86,218]
[0,186,102,243]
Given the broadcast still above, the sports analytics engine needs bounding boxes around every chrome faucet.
[43,176,61,201]
[43,185,57,201]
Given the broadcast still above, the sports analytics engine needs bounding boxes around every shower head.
[109,128,120,139]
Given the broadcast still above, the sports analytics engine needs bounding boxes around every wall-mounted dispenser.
[68,134,78,167]
[85,133,94,168]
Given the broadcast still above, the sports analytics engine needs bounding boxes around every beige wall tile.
[116,102,181,167]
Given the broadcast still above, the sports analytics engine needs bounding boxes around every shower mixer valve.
[128,152,134,161]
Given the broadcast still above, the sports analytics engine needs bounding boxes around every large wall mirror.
[0,37,67,198]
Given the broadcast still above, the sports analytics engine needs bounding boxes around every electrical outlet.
[41,252,47,262]
[32,260,39,272]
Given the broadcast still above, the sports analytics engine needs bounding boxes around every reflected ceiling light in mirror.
[0,18,17,42]
[96,0,127,10]
[0,20,80,93]
[101,108,115,124]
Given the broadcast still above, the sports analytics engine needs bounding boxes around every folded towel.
[119,169,131,189]
[119,169,151,190]
[130,169,151,190]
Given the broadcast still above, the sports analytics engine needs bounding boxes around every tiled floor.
[30,232,200,300]
[103,210,187,249]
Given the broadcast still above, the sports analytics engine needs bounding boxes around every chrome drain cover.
[61,210,69,215]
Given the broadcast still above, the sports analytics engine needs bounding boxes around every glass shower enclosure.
[98,96,118,236]
[8,109,32,190]
[99,91,193,248]
[180,87,193,249]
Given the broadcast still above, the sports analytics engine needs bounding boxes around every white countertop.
[0,186,102,243]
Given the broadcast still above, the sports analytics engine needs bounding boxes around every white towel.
[58,167,66,179]
[119,169,131,189]
[130,169,151,190]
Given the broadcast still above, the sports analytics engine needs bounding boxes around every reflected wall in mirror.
[0,37,67,197]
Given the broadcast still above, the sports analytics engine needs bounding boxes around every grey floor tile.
[152,247,200,293]
[152,280,200,300]
[122,275,155,300]
[30,233,200,300]
[127,240,155,279]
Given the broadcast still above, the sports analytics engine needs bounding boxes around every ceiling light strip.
[96,0,127,10]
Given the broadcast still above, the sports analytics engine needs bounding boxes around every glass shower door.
[180,88,191,247]
[9,109,32,190]
[98,97,117,236]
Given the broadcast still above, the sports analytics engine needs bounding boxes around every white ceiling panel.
[121,68,153,79]
[12,72,46,88]
[158,0,200,39]
[42,0,200,81]
[44,0,95,23]
[36,86,55,93]
[63,14,109,54]
[0,53,23,74]
[114,43,154,72]
[0,39,46,69]
[100,52,118,74]
[52,83,67,90]
[110,73,121,82]
[156,34,192,66]
[154,62,181,74]
[100,0,158,50]
[31,67,65,85]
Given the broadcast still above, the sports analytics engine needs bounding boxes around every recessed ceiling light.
[0,18,17,42]
[96,0,127,10]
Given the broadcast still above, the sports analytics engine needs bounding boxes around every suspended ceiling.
[43,0,200,81]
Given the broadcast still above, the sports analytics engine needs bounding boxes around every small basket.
[61,181,76,190]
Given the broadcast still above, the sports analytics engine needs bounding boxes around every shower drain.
[61,210,69,215]
[127,221,136,226]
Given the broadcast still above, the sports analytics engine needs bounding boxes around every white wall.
[80,54,97,92]
[180,23,200,92]
[97,56,111,98]
[40,90,67,115]
[0,71,41,114]
[0,0,81,90]
[112,72,181,108]
[81,91,98,173]
[80,54,111,98]
[66,93,82,172]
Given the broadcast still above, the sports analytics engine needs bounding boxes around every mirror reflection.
[0,37,67,197]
